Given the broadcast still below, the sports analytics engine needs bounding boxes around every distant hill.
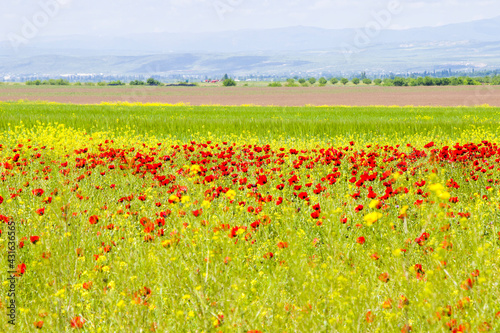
[1,16,500,77]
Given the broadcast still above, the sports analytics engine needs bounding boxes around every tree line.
[22,75,500,87]
[270,75,500,87]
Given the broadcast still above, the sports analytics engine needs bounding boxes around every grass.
[0,102,499,140]
[0,102,499,332]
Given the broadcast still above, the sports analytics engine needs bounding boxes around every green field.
[1,102,499,140]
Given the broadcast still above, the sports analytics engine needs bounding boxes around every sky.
[0,0,499,40]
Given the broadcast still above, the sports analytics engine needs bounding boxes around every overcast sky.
[1,0,499,40]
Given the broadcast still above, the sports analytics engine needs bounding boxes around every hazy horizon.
[1,0,499,41]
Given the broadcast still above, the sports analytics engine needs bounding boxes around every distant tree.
[465,77,480,85]
[352,78,360,85]
[308,77,317,85]
[330,78,339,85]
[393,77,406,86]
[423,76,433,86]
[97,81,107,86]
[74,81,82,86]
[130,80,145,86]
[147,78,162,86]
[318,77,328,85]
[268,82,282,87]
[340,78,349,85]
[56,79,70,85]
[382,78,394,86]
[108,80,125,86]
[373,79,382,85]
[298,78,306,84]
[362,78,372,85]
[286,78,299,87]
[433,78,443,86]
[408,78,418,86]
[360,71,367,80]
[223,78,237,86]
[222,73,229,81]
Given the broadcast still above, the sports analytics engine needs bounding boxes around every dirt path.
[1,85,499,106]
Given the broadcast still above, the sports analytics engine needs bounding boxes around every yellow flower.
[364,212,382,226]
[190,165,201,174]
[429,183,444,192]
[226,190,236,200]
[438,192,450,200]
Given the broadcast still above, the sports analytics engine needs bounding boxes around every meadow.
[0,101,499,332]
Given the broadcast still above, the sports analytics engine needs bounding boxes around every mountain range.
[1,16,500,78]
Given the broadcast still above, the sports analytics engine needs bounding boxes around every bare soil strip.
[1,86,499,106]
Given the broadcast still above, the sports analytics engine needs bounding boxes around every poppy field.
[1,102,500,332]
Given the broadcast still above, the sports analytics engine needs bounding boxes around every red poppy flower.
[250,220,261,229]
[17,263,27,275]
[30,236,40,244]
[378,272,390,283]
[192,209,202,217]
[89,215,99,225]
[263,252,274,259]
[34,321,44,329]
[355,205,363,212]
[82,281,93,290]
[70,316,85,329]
[382,298,393,309]
[298,192,308,200]
[365,311,375,323]
[160,210,171,217]
[311,211,320,219]
[0,195,3,204]
[256,175,267,186]
[32,188,44,197]
[414,264,424,274]
[36,208,45,216]
[461,278,474,290]
[277,241,288,249]
[356,236,366,244]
